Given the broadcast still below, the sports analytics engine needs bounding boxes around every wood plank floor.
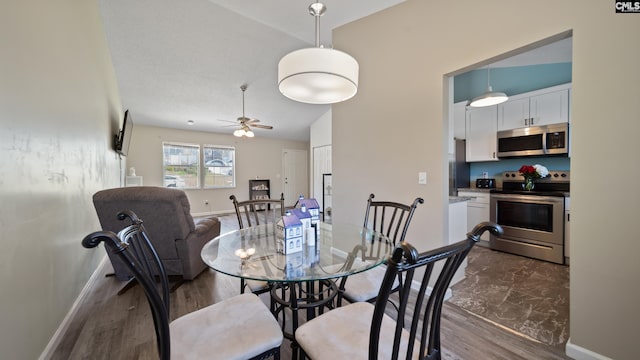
[50,215,571,359]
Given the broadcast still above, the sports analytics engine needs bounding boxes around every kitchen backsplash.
[469,156,570,187]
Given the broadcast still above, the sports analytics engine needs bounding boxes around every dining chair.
[336,193,424,306]
[296,222,503,360]
[82,210,283,360]
[230,193,285,295]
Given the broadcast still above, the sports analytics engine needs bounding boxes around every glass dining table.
[200,221,393,358]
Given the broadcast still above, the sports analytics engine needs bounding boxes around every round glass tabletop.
[201,222,393,282]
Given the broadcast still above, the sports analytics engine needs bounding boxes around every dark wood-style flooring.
[50,215,571,359]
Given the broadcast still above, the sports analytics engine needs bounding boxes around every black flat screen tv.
[115,109,133,156]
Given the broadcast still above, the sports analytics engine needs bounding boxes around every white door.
[283,149,308,207]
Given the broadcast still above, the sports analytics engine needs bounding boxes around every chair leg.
[168,276,185,292]
[117,275,185,295]
[116,278,138,295]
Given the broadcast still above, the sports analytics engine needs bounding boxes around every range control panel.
[502,171,570,183]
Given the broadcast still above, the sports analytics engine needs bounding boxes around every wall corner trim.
[565,338,613,360]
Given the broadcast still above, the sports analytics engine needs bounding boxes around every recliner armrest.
[176,216,221,280]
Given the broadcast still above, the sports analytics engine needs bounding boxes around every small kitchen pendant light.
[278,2,359,105]
[469,68,508,107]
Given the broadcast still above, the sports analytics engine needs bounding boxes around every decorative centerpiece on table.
[518,164,549,191]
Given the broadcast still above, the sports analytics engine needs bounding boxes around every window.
[203,145,235,188]
[162,142,200,189]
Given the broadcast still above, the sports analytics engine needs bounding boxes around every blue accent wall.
[454,63,572,103]
[469,156,570,182]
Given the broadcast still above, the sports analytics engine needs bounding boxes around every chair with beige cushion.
[82,210,282,360]
[336,193,424,306]
[230,193,285,294]
[93,186,220,290]
[296,222,503,360]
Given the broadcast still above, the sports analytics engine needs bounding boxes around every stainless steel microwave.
[497,123,569,158]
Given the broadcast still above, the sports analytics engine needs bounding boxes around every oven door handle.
[490,194,565,204]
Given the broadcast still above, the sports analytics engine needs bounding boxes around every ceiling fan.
[220,84,273,138]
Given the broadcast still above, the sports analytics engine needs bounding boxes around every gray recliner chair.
[92,186,220,283]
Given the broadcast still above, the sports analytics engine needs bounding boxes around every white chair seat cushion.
[246,279,269,292]
[343,265,399,302]
[169,293,283,360]
[295,302,419,360]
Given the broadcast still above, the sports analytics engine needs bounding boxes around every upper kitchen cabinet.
[498,83,571,131]
[449,101,468,154]
[453,101,467,140]
[466,105,498,162]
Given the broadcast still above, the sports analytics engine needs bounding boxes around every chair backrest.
[230,193,285,229]
[82,210,171,360]
[363,193,424,245]
[369,222,503,360]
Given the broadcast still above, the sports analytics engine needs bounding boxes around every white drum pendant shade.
[278,47,359,105]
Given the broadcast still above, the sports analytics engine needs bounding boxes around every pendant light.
[469,68,508,107]
[277,2,359,105]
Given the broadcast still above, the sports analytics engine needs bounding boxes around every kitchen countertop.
[449,196,474,204]
[457,187,493,193]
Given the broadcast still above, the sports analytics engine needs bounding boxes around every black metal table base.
[270,279,339,360]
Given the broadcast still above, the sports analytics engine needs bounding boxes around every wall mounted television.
[114,109,133,156]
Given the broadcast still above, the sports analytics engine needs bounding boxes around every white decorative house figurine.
[298,198,321,226]
[291,206,312,244]
[276,212,303,254]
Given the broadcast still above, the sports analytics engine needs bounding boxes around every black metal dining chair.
[336,193,424,307]
[230,193,285,295]
[295,222,503,360]
[82,210,283,360]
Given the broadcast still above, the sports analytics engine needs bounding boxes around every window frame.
[202,144,236,189]
[162,141,201,189]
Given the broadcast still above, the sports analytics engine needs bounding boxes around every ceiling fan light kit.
[278,2,359,105]
[233,127,254,138]
[469,68,508,107]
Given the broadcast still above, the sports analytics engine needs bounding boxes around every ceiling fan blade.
[250,124,273,130]
[216,119,239,124]
[245,118,261,124]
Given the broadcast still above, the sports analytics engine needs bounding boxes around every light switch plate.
[418,172,427,185]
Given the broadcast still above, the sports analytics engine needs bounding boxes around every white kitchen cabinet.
[465,105,498,162]
[453,101,467,140]
[498,83,571,131]
[449,101,468,154]
[448,200,467,244]
[448,200,468,284]
[458,191,491,242]
[497,95,529,130]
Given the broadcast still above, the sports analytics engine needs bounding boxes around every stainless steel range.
[489,171,569,264]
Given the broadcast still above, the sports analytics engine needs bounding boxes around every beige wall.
[0,1,122,358]
[126,124,309,214]
[333,0,640,358]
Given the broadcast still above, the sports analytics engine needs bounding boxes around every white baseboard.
[565,338,613,360]
[191,209,234,217]
[39,256,109,360]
